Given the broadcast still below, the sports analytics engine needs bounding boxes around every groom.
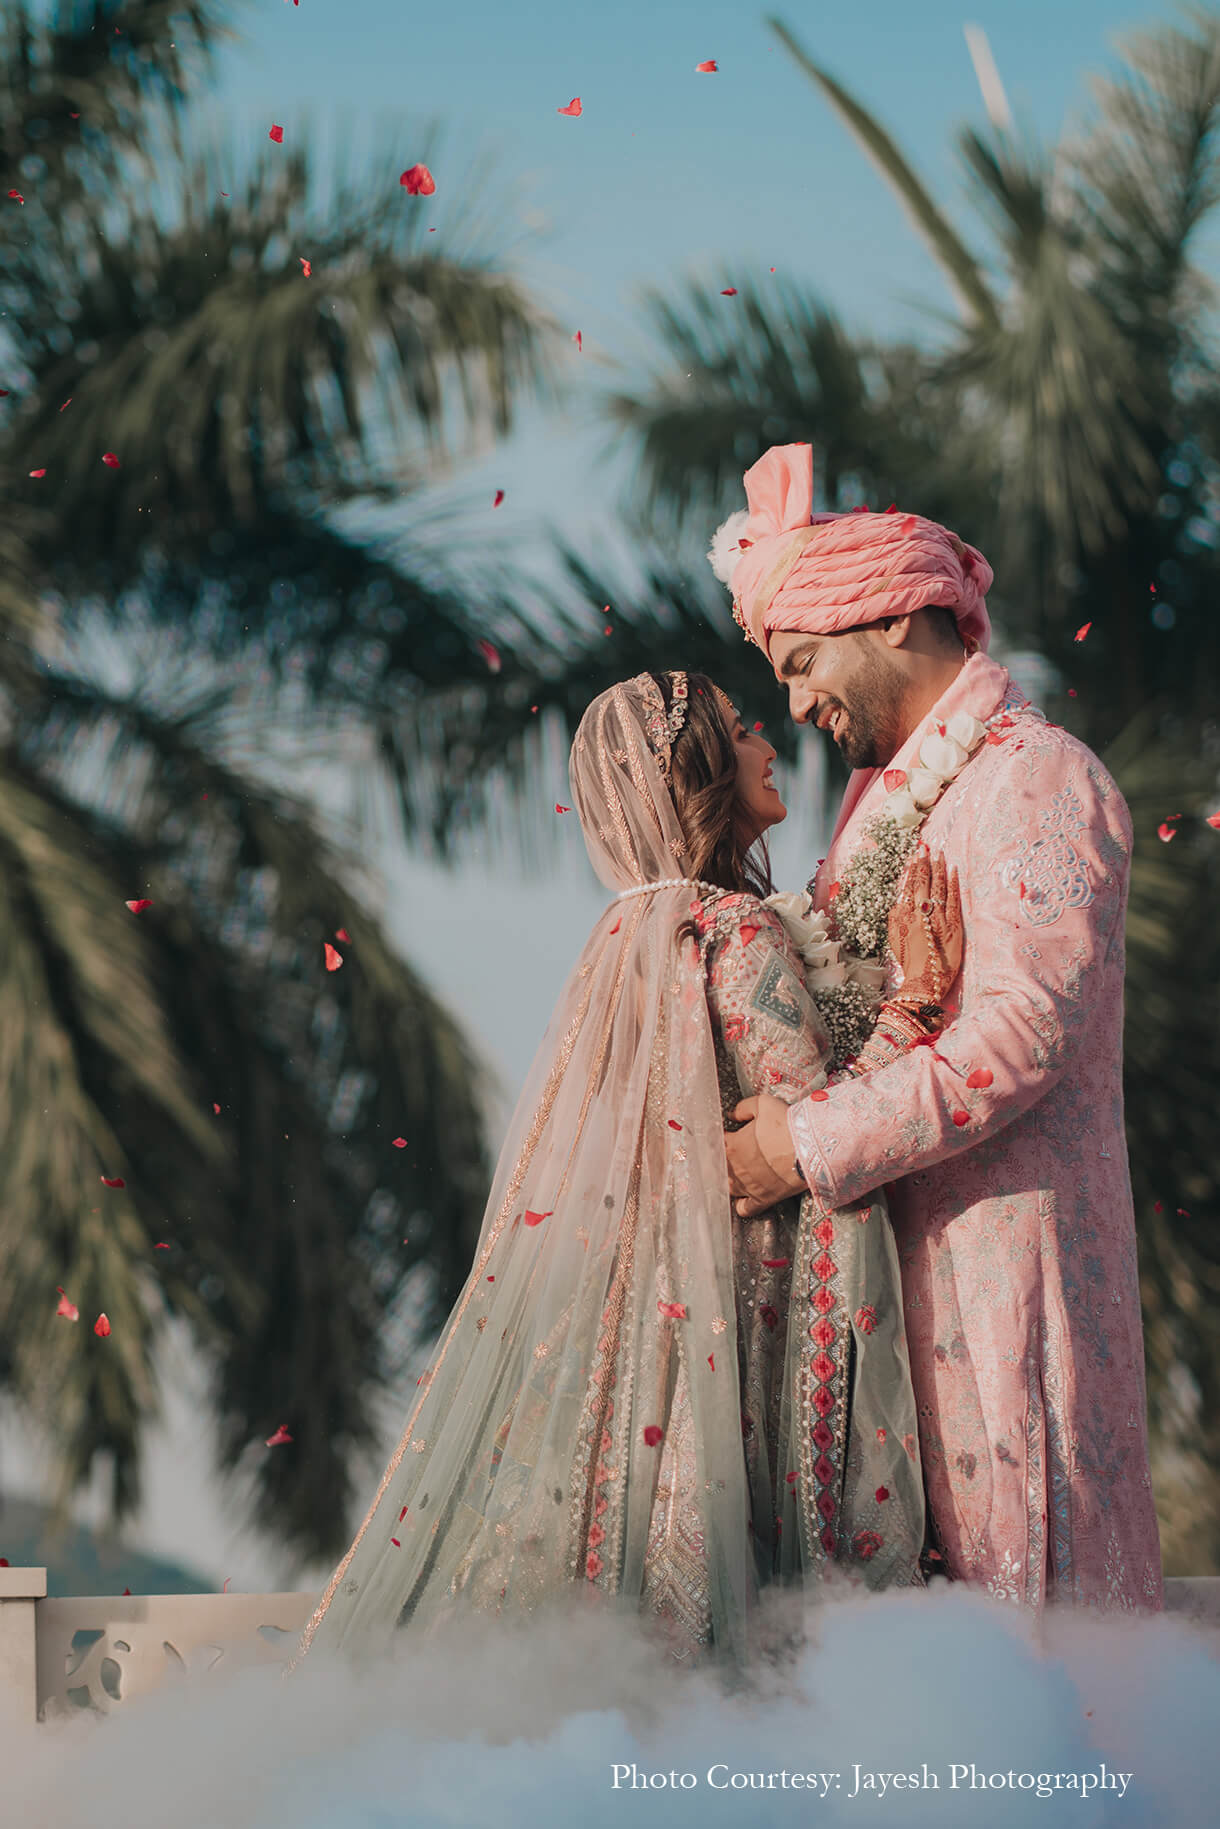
[721,443,1162,1612]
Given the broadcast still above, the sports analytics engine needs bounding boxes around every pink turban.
[712,443,992,657]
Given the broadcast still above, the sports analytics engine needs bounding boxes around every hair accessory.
[640,670,689,776]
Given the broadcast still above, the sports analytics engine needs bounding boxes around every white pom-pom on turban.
[707,510,753,589]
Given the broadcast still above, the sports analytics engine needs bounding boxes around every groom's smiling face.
[768,626,910,770]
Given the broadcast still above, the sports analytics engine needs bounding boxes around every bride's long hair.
[648,670,774,900]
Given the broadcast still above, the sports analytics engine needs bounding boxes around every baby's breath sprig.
[813,815,921,962]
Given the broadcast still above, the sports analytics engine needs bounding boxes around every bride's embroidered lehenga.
[294,676,925,1676]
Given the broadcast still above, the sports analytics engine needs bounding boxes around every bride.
[294,669,961,1673]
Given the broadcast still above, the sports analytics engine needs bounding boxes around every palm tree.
[0,1,552,1566]
[587,9,1220,1567]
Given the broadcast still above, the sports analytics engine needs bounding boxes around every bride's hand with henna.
[888,849,963,1009]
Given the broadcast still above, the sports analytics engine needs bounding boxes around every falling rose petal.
[572,330,582,352]
[324,942,343,970]
[667,1119,683,1131]
[93,1313,111,1337]
[1177,1207,1191,1218]
[28,468,46,478]
[1207,812,1220,830]
[753,721,764,733]
[212,1102,221,1114]
[101,452,120,469]
[125,898,153,913]
[399,1505,409,1522]
[269,124,283,143]
[335,929,351,944]
[876,1428,887,1442]
[608,917,621,935]
[390,1537,401,1548]
[59,398,72,412]
[739,923,760,947]
[810,1090,829,1103]
[785,1470,799,1486]
[876,1485,890,1502]
[555,803,570,814]
[657,1301,687,1319]
[643,1425,663,1447]
[707,1354,715,1370]
[952,1110,970,1127]
[1074,622,1092,642]
[1068,689,1077,698]
[476,638,502,673]
[8,190,24,204]
[524,1209,553,1227]
[1154,1201,1163,1213]
[154,1242,169,1251]
[1157,822,1178,843]
[492,489,505,507]
[720,287,738,296]
[966,1068,994,1089]
[265,1425,293,1447]
[762,1258,791,1270]
[299,257,312,277]
[695,60,718,73]
[392,1137,407,1149]
[100,1176,125,1188]
[56,1288,79,1322]
[557,98,582,116]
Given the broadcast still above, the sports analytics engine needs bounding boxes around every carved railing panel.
[35,1592,315,1719]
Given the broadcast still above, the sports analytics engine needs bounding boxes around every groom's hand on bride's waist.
[725,1096,807,1217]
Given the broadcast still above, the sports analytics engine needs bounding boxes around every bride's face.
[725,701,786,839]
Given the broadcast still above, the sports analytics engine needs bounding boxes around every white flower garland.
[764,707,998,1067]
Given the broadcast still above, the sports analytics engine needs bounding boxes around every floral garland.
[764,707,998,1068]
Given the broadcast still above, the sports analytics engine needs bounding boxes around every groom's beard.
[827,644,909,770]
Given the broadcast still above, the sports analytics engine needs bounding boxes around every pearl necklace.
[613,877,725,901]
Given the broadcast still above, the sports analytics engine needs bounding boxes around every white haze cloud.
[6,1584,1217,1829]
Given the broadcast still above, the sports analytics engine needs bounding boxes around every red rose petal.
[966,1068,994,1089]
[785,1470,799,1485]
[695,59,718,73]
[524,1209,553,1227]
[28,468,46,478]
[720,287,738,295]
[56,1288,79,1322]
[154,1242,169,1250]
[875,1486,889,1502]
[707,1354,715,1370]
[476,638,502,673]
[952,1109,970,1127]
[390,1537,401,1548]
[643,1425,663,1447]
[572,330,582,352]
[265,1424,293,1446]
[93,1313,111,1337]
[59,398,72,412]
[608,917,621,935]
[762,1257,791,1269]
[8,190,24,203]
[492,489,505,508]
[555,803,570,814]
[739,923,760,946]
[125,898,153,913]
[100,451,120,469]
[400,163,435,195]
[667,1119,682,1131]
[269,124,283,143]
[392,1137,407,1148]
[335,929,351,943]
[1157,822,1178,843]
[100,1176,125,1188]
[1074,622,1092,642]
[299,257,312,277]
[810,1089,829,1102]
[557,98,582,116]
[1207,811,1220,830]
[324,941,343,971]
[657,1300,688,1319]
[212,1102,221,1114]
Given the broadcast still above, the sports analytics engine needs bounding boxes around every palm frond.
[767,15,1000,331]
[6,130,551,567]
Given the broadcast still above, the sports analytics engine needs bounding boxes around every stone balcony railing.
[2,1568,1218,1725]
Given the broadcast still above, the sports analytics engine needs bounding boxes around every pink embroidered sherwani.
[789,653,1162,1612]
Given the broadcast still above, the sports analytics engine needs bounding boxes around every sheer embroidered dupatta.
[294,677,758,1668]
